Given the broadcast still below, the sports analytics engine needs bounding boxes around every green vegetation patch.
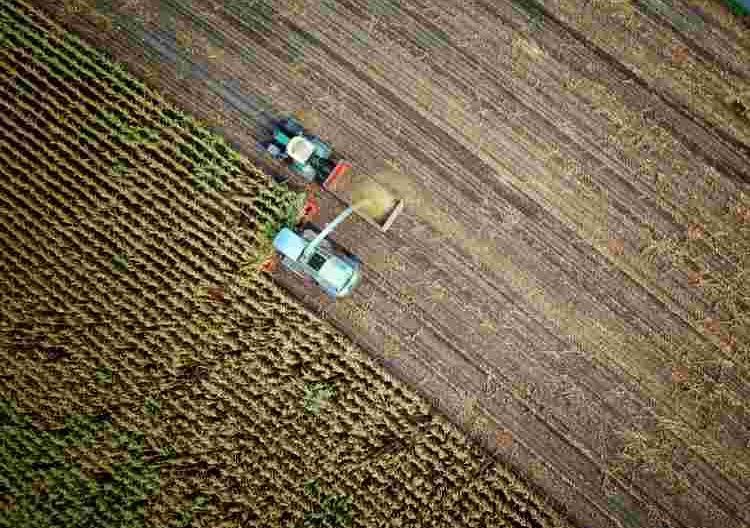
[303,382,337,415]
[368,0,401,18]
[303,480,353,527]
[0,400,159,528]
[512,0,545,31]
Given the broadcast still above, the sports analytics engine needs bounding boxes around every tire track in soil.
[258,11,748,520]
[302,0,748,384]
[528,0,750,180]
[631,0,750,80]
[332,193,746,528]
[27,1,750,528]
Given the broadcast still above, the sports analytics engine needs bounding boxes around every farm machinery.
[273,206,362,299]
[260,116,404,232]
[260,116,404,298]
[261,116,353,190]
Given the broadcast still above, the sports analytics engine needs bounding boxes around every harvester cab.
[273,205,362,299]
[261,117,352,190]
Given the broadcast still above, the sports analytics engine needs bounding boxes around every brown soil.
[29,1,750,527]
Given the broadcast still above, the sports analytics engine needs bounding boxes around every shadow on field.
[93,0,279,147]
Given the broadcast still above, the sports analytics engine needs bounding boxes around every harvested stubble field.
[4,0,750,527]
[0,1,570,527]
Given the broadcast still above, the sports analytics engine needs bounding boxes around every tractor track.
[629,0,750,81]
[488,1,750,187]
[266,0,750,464]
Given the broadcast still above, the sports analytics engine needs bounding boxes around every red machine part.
[322,161,352,191]
[261,254,279,273]
[301,193,320,221]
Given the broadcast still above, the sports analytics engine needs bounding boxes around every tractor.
[260,116,404,232]
[260,116,352,190]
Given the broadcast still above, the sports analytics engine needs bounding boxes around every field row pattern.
[0,1,569,527]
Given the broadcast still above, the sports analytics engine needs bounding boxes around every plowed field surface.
[15,1,750,528]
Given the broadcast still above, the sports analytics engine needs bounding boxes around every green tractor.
[260,116,403,232]
[259,116,352,190]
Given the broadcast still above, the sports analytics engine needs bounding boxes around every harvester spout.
[300,201,371,263]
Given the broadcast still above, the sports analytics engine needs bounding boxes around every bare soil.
[34,1,750,527]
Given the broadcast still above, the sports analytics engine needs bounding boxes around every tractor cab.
[261,117,351,190]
